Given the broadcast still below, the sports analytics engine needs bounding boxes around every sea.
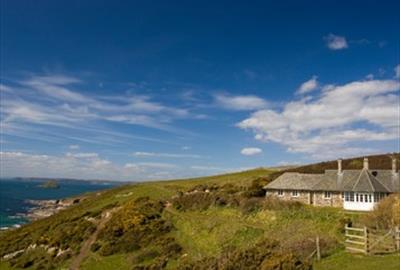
[0,178,122,230]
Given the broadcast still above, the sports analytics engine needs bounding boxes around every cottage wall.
[313,192,342,207]
[266,190,310,204]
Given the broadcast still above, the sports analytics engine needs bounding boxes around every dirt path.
[69,210,115,270]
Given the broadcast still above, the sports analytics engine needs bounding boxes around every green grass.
[315,251,400,270]
[1,166,399,269]
[0,261,14,270]
[165,207,268,260]
[80,253,130,270]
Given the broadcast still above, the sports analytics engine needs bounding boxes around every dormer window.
[372,171,378,177]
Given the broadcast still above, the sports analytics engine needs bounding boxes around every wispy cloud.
[68,144,80,150]
[395,64,400,79]
[297,75,319,94]
[214,93,268,111]
[324,34,348,50]
[133,151,204,159]
[240,147,262,156]
[1,73,201,146]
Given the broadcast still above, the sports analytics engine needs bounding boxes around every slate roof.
[264,169,399,193]
[264,173,323,191]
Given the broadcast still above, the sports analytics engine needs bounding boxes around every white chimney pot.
[337,159,343,174]
[363,158,369,170]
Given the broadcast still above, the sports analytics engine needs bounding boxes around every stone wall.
[266,190,310,204]
[266,190,343,208]
[313,191,342,207]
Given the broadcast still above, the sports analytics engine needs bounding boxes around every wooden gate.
[345,225,400,255]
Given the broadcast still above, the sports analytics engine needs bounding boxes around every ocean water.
[0,178,121,229]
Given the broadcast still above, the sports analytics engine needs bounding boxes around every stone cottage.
[264,157,399,211]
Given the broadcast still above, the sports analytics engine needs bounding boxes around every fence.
[345,225,400,255]
[307,237,321,261]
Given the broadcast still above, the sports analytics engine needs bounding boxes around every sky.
[1,0,399,181]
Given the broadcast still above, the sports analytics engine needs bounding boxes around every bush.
[263,196,303,211]
[90,242,101,252]
[177,239,312,270]
[239,197,264,214]
[97,196,182,264]
[363,193,400,229]
[172,192,226,211]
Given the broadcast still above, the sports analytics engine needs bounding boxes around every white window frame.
[277,190,284,197]
[324,191,331,199]
[291,190,299,197]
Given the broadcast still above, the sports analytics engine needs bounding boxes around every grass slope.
[1,155,399,269]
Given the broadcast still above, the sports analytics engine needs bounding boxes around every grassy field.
[315,251,400,270]
[1,164,399,269]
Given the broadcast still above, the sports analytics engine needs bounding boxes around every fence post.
[316,236,321,261]
[396,226,400,252]
[364,226,369,255]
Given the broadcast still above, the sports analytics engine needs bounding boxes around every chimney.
[337,159,343,175]
[393,157,397,175]
[363,157,369,170]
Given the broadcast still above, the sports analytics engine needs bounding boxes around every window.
[364,194,368,203]
[324,191,331,199]
[345,192,354,202]
[277,190,284,196]
[356,193,359,202]
[360,194,363,202]
[291,190,299,197]
[368,194,372,203]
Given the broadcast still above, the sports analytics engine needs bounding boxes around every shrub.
[243,177,270,198]
[239,197,264,214]
[177,239,312,270]
[97,196,181,264]
[363,193,400,229]
[90,242,101,252]
[263,196,303,211]
[172,192,225,211]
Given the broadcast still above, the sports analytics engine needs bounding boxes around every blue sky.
[1,1,399,181]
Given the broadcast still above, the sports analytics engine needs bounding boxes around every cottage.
[264,157,399,211]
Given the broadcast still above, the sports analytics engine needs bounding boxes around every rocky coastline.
[24,198,80,221]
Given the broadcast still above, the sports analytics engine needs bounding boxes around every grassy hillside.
[0,155,399,270]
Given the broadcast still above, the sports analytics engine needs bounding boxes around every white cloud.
[124,162,176,169]
[133,151,203,159]
[215,94,268,111]
[238,79,400,159]
[181,146,191,150]
[0,151,180,181]
[365,74,374,80]
[68,145,80,150]
[324,34,348,50]
[297,76,319,94]
[395,64,400,79]
[65,152,99,158]
[240,147,263,156]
